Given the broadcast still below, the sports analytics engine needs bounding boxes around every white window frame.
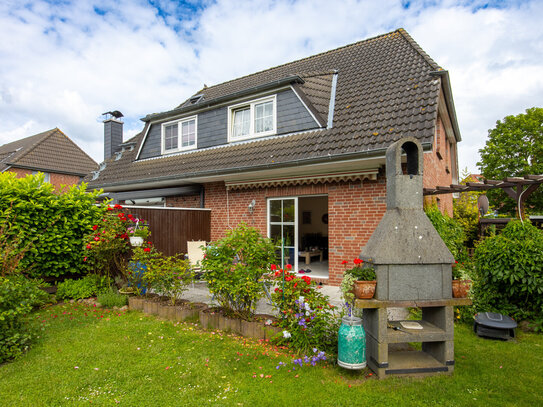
[227,95,277,142]
[267,197,298,272]
[161,115,198,155]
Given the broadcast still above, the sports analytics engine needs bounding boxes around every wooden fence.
[124,206,211,256]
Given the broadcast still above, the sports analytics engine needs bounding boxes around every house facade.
[87,29,460,285]
[0,128,98,189]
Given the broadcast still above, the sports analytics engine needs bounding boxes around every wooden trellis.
[423,175,543,220]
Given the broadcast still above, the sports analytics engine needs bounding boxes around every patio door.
[268,197,298,271]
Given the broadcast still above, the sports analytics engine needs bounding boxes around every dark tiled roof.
[88,29,445,189]
[0,128,98,175]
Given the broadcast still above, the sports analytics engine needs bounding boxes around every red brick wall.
[423,116,456,216]
[7,168,81,190]
[195,179,387,285]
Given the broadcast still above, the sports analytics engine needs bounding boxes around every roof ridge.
[397,28,442,71]
[10,128,57,164]
[188,29,403,97]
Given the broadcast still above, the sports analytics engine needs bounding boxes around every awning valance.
[225,169,379,190]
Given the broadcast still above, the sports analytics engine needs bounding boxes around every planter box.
[128,296,144,310]
[158,303,176,320]
[199,308,221,330]
[143,299,159,315]
[176,302,207,322]
[240,320,266,340]
[218,313,241,334]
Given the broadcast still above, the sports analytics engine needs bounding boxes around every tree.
[477,107,543,215]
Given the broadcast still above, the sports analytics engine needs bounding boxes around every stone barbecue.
[356,137,470,378]
[360,136,454,300]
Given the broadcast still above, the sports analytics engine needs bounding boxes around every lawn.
[1,303,542,407]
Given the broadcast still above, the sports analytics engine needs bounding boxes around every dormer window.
[162,116,197,154]
[228,95,276,142]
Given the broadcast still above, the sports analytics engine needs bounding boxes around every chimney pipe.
[103,111,124,160]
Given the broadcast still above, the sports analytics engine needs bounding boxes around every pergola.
[423,175,543,220]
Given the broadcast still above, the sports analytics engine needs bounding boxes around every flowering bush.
[83,204,132,281]
[270,267,339,353]
[201,224,276,319]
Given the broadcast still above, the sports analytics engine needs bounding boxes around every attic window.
[228,95,276,142]
[190,95,203,105]
[161,115,198,154]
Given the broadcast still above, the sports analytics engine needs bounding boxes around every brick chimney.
[103,111,124,160]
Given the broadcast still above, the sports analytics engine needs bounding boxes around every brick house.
[87,29,460,285]
[0,128,98,189]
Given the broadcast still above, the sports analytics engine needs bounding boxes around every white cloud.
[0,0,542,174]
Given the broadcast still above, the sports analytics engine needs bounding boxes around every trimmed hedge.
[0,172,106,278]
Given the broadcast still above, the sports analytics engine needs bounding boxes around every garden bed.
[131,297,282,340]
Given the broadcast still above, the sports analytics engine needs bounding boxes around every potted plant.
[128,219,149,246]
[341,258,376,299]
[452,260,472,298]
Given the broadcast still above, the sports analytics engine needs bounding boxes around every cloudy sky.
[1,0,542,173]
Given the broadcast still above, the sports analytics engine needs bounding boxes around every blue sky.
[1,0,542,173]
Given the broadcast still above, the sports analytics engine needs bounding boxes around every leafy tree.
[477,107,543,215]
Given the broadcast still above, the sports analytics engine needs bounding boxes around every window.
[32,171,50,183]
[162,116,197,154]
[228,95,276,141]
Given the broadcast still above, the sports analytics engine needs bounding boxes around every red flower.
[354,258,363,265]
[94,236,100,241]
[143,248,151,252]
[271,264,277,271]
[341,260,348,265]
[107,206,113,211]
[147,241,152,245]
[286,264,292,270]
[92,225,98,231]
[294,282,298,288]
[127,214,134,219]
[274,271,281,277]
[114,204,123,209]
[120,233,128,239]
[83,257,87,262]
[86,244,91,249]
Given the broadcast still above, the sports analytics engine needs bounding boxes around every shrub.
[201,224,276,318]
[473,220,543,330]
[0,172,106,278]
[138,245,193,305]
[83,204,132,281]
[56,274,112,300]
[0,275,51,363]
[425,204,467,260]
[97,288,128,308]
[270,267,339,354]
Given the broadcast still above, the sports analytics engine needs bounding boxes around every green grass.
[1,303,542,406]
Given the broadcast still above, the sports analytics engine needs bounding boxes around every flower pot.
[129,236,144,246]
[452,279,471,298]
[353,280,376,299]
